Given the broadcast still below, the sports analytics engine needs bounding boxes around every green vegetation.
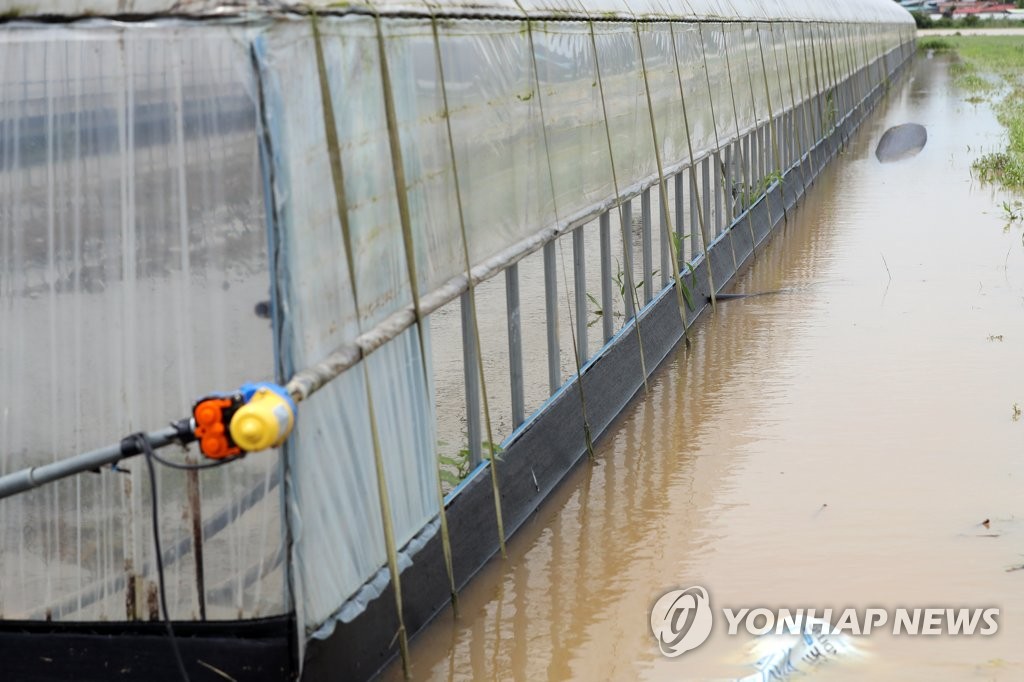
[947,36,1024,73]
[914,12,1024,30]
[1003,199,1024,222]
[931,36,1024,190]
[824,91,838,129]
[439,439,504,488]
[586,235,698,329]
[917,37,954,53]
[733,171,784,207]
[950,60,996,92]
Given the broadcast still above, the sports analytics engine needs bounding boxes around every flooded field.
[381,46,1024,681]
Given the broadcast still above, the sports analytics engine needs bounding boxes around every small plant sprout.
[438,439,505,487]
[1001,200,1023,223]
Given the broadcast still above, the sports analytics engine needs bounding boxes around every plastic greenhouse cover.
[0,0,914,644]
[253,12,911,637]
[0,21,286,621]
[255,16,441,634]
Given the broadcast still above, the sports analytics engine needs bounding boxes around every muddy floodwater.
[382,51,1024,681]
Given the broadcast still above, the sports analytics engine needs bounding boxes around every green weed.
[439,440,504,487]
[917,38,953,53]
[935,37,1024,191]
[1002,200,1023,223]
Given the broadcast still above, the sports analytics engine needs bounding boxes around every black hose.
[134,433,191,682]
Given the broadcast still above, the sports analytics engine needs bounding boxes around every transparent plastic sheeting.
[0,4,912,637]
[259,13,912,637]
[257,17,443,635]
[0,23,286,620]
[266,17,911,328]
[8,0,914,23]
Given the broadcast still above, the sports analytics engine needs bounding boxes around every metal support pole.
[544,241,560,395]
[787,110,794,168]
[674,172,685,265]
[701,158,711,243]
[773,114,780,172]
[689,170,699,257]
[641,188,653,304]
[461,291,482,466]
[723,145,734,227]
[600,211,614,343]
[505,264,525,429]
[573,227,588,361]
[762,125,768,178]
[660,185,671,289]
[713,150,723,237]
[791,109,798,166]
[803,100,814,166]
[776,113,783,171]
[742,134,751,210]
[0,425,189,501]
[621,200,635,320]
[780,111,788,170]
[760,125,768,179]
[753,127,761,184]
[796,104,802,162]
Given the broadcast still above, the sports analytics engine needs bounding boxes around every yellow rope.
[667,22,716,310]
[587,20,650,392]
[861,23,883,100]
[313,15,410,678]
[850,25,860,106]
[741,24,770,225]
[634,23,691,346]
[427,16,508,560]
[777,22,811,191]
[696,23,738,273]
[821,24,841,134]
[719,22,759,252]
[739,23,763,206]
[522,18,597,460]
[755,25,784,219]
[836,24,859,130]
[374,12,460,615]
[807,24,825,143]
[794,25,815,152]
[829,24,849,131]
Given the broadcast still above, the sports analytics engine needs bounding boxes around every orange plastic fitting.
[192,397,242,459]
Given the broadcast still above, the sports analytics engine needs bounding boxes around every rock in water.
[875,123,927,162]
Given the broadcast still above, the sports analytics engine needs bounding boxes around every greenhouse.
[0,0,913,679]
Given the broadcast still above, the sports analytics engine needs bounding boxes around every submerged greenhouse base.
[303,44,913,682]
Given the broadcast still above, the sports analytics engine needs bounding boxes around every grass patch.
[933,36,1024,190]
[976,80,1024,189]
[975,152,1024,188]
[938,36,1024,77]
[917,37,954,53]
[949,60,996,93]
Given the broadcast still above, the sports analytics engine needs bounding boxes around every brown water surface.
[383,51,1024,681]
